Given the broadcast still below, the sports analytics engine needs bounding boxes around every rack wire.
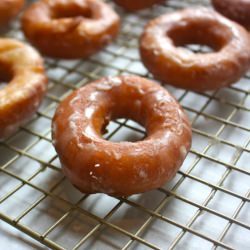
[1,0,250,249]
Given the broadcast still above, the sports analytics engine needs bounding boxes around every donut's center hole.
[167,22,230,53]
[102,118,146,142]
[181,44,214,53]
[52,5,93,19]
[0,65,12,90]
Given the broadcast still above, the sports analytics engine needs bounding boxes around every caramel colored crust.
[114,0,164,11]
[52,75,192,196]
[140,8,250,91]
[0,39,48,140]
[212,0,250,29]
[21,0,120,59]
[0,0,24,26]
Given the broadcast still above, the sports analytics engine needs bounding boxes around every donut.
[21,0,120,59]
[0,38,48,140]
[113,0,164,11]
[0,0,24,26]
[52,75,192,196]
[140,8,250,92]
[212,0,250,29]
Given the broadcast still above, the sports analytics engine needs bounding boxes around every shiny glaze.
[140,8,250,91]
[212,0,250,30]
[52,76,192,196]
[113,0,164,11]
[0,39,48,140]
[0,0,24,26]
[22,0,120,59]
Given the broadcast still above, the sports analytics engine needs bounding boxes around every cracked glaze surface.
[52,75,192,196]
[140,8,250,91]
[0,38,48,140]
[22,0,120,59]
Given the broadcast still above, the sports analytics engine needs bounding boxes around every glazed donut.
[0,38,47,140]
[113,0,164,11]
[0,0,24,26]
[140,8,250,91]
[212,0,250,29]
[22,0,120,59]
[52,75,192,196]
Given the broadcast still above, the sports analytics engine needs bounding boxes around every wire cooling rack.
[1,0,250,249]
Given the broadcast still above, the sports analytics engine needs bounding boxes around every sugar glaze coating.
[0,0,24,26]
[140,8,250,91]
[0,38,48,140]
[212,0,250,29]
[22,0,120,59]
[52,75,192,196]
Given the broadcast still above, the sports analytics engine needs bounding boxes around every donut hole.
[183,44,214,54]
[103,118,146,142]
[167,21,232,53]
[98,93,148,142]
[52,5,93,19]
[0,64,13,90]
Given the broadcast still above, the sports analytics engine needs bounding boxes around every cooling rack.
[1,0,250,249]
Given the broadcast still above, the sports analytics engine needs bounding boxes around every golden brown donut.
[113,0,164,11]
[22,0,120,59]
[52,75,192,196]
[0,0,24,26]
[140,8,250,92]
[212,0,250,29]
[0,38,48,140]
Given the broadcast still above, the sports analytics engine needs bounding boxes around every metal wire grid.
[1,0,250,249]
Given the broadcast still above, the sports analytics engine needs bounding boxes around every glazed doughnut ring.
[0,38,47,140]
[140,8,250,91]
[0,0,24,26]
[22,0,120,59]
[52,75,192,196]
[212,0,250,29]
[113,0,164,11]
